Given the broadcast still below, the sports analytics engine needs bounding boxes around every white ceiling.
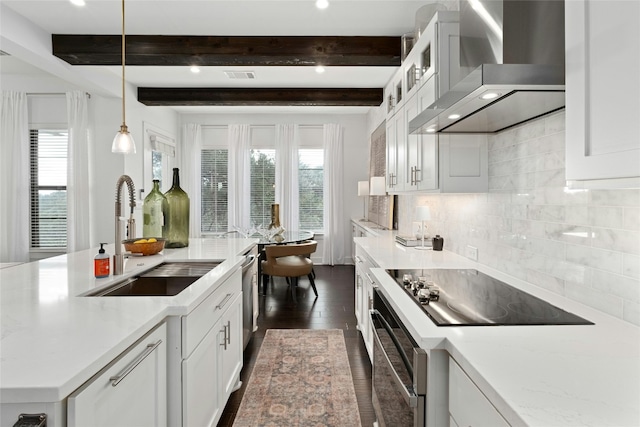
[1,0,435,114]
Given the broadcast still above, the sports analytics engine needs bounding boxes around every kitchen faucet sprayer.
[114,175,136,275]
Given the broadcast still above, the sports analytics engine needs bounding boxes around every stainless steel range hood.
[409,0,565,134]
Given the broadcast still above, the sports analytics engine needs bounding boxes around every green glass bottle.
[163,168,190,248]
[142,179,167,238]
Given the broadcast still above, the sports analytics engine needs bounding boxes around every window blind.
[250,149,276,226]
[298,149,324,232]
[201,149,229,233]
[30,129,68,248]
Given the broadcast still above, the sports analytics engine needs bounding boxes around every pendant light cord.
[121,0,126,127]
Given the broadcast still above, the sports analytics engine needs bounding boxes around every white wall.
[180,112,370,263]
[397,112,640,326]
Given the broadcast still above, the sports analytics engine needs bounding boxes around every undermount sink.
[87,262,221,297]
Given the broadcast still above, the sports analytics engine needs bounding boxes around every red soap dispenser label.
[94,259,110,278]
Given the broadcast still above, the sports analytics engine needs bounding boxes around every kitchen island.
[355,232,640,426]
[0,238,258,426]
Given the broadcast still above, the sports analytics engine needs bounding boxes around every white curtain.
[275,124,299,231]
[66,91,91,252]
[180,123,202,237]
[322,123,345,265]
[0,92,30,262]
[228,124,251,231]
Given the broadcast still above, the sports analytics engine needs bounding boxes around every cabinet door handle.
[410,166,416,185]
[226,320,231,346]
[216,293,233,310]
[220,324,228,350]
[365,273,375,285]
[355,256,362,264]
[414,167,421,184]
[109,339,162,387]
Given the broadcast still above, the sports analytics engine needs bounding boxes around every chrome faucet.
[114,175,136,275]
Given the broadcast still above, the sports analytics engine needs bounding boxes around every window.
[298,149,324,231]
[145,130,176,191]
[30,129,68,249]
[199,125,325,234]
[201,149,229,233]
[250,149,276,226]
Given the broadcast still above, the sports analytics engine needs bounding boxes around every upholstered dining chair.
[261,240,318,301]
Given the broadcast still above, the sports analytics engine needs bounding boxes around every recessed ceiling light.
[448,114,461,120]
[70,0,85,5]
[426,127,436,133]
[315,66,325,74]
[480,92,500,100]
[316,0,329,9]
[190,66,200,74]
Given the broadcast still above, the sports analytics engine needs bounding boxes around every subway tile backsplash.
[398,111,640,325]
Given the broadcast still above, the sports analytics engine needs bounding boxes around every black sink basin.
[86,261,220,297]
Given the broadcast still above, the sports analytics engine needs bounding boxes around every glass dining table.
[251,230,314,247]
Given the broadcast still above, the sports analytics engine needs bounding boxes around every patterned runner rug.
[233,329,362,426]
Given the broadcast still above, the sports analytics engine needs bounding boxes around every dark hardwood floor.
[218,264,375,426]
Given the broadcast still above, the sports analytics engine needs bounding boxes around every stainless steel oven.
[371,288,427,427]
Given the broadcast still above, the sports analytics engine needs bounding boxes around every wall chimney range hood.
[409,0,566,135]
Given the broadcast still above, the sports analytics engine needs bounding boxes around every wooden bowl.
[122,238,166,256]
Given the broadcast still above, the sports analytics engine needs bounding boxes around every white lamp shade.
[112,128,137,154]
[370,176,386,196]
[357,180,370,196]
[416,205,431,221]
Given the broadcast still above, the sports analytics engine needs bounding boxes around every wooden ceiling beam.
[137,87,383,107]
[52,35,401,67]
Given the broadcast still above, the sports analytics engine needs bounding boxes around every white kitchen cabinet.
[182,292,242,427]
[386,107,406,192]
[68,322,167,427]
[402,93,488,193]
[219,292,243,401]
[385,68,405,120]
[385,107,406,193]
[354,245,376,362]
[405,76,439,191]
[565,0,640,186]
[449,357,509,427]
[179,269,242,427]
[384,11,485,194]
[182,321,222,427]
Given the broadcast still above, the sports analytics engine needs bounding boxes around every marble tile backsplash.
[398,111,640,325]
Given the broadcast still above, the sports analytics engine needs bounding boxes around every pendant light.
[111,0,136,154]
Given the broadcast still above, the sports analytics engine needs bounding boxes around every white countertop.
[0,238,258,404]
[355,234,640,426]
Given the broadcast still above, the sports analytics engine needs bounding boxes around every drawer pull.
[216,293,233,310]
[109,339,162,387]
[365,272,376,285]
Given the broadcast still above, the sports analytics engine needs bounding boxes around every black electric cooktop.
[386,269,594,326]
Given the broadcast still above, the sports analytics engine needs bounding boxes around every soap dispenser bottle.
[94,243,110,278]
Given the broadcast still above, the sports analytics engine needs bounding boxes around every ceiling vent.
[224,71,256,79]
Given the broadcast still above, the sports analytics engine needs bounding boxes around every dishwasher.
[241,246,258,349]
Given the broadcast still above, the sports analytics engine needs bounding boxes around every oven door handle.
[370,309,418,408]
